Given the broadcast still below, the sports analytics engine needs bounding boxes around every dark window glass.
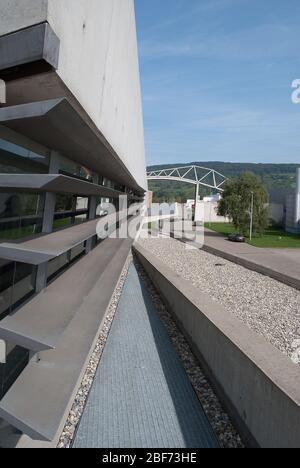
[0,138,49,174]
[47,242,86,283]
[0,260,37,319]
[0,192,44,241]
[53,194,89,231]
[70,243,86,261]
[47,252,69,283]
[100,177,124,192]
[59,156,93,182]
[0,345,29,399]
[95,197,110,218]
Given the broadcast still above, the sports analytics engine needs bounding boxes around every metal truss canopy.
[147,165,227,192]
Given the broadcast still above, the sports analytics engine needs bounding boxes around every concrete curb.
[133,243,300,449]
[201,243,300,291]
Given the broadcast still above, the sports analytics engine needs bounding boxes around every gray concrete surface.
[134,243,300,449]
[74,263,219,449]
[0,236,131,352]
[0,22,59,71]
[0,174,122,198]
[0,238,133,442]
[0,0,147,191]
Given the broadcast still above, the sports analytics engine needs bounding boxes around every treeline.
[148,161,298,202]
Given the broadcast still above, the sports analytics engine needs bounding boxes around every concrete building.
[0,0,146,443]
[286,168,300,234]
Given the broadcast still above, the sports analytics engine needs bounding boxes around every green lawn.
[205,223,300,248]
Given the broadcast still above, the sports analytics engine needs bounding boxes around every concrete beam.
[0,22,60,73]
[0,98,144,192]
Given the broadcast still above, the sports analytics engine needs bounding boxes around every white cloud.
[140,23,300,62]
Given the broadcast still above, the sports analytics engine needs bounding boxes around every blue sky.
[135,0,300,166]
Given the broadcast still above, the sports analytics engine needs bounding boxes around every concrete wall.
[0,0,48,35]
[134,244,300,448]
[0,0,147,191]
[200,202,230,224]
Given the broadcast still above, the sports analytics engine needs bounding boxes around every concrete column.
[294,168,300,230]
[86,174,99,253]
[35,262,48,293]
[42,151,60,233]
[118,194,128,239]
[36,151,60,292]
[194,183,203,224]
[0,340,6,364]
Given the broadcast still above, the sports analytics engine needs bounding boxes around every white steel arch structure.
[147,165,227,223]
[147,165,227,192]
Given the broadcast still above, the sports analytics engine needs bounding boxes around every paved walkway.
[73,264,218,449]
[201,229,300,290]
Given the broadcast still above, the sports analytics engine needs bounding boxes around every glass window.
[100,177,124,192]
[47,242,86,283]
[59,156,93,182]
[47,252,69,283]
[0,138,49,174]
[0,345,29,399]
[0,260,37,319]
[95,197,110,218]
[0,192,44,241]
[53,194,89,231]
[70,242,86,262]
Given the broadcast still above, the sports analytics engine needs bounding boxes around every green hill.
[148,162,298,202]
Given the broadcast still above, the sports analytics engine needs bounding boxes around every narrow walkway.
[73,263,218,448]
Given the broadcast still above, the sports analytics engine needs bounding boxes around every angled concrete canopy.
[0,98,145,192]
[0,22,60,75]
[0,217,104,265]
[0,237,133,441]
[0,174,123,198]
[0,245,55,266]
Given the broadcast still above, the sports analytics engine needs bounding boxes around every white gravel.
[138,237,300,365]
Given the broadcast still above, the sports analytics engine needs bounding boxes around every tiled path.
[74,263,218,449]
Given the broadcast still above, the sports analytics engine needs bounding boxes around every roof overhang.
[0,22,60,80]
[0,98,144,192]
[0,174,123,198]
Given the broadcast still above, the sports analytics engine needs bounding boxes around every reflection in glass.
[0,260,37,319]
[59,156,93,182]
[47,243,86,283]
[53,194,89,231]
[0,192,44,241]
[0,138,49,174]
[0,345,29,399]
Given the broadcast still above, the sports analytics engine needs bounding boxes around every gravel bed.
[138,237,300,365]
[133,257,244,448]
[57,255,132,449]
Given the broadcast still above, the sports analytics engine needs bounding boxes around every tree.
[218,172,269,236]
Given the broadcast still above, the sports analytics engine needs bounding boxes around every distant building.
[203,194,222,203]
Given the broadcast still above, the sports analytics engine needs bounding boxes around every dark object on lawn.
[228,233,246,243]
